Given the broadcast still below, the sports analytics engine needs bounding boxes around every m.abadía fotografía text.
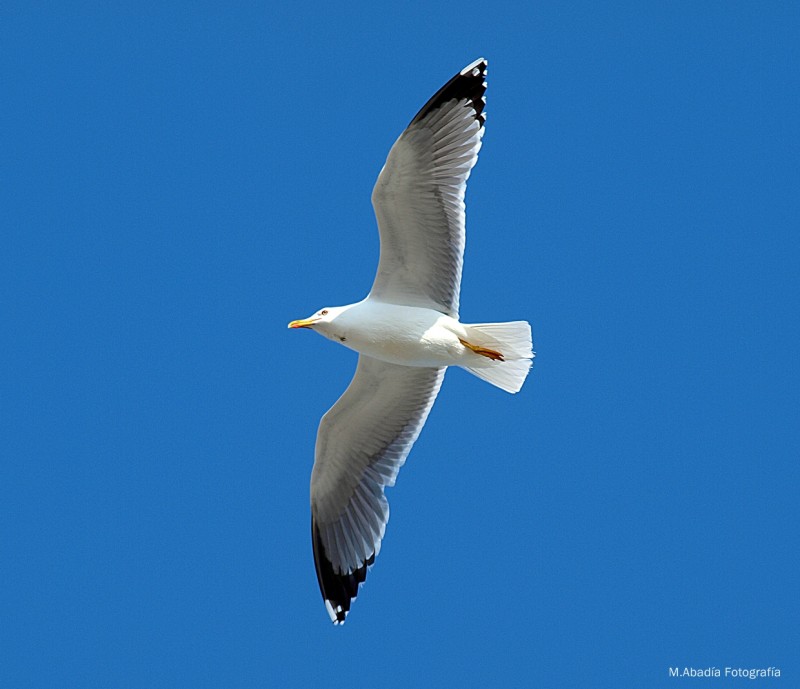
[668,666,780,679]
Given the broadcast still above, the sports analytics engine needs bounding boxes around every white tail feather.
[461,321,534,394]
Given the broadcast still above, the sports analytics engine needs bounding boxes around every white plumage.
[288,58,534,624]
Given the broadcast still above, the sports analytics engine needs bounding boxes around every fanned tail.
[461,321,534,393]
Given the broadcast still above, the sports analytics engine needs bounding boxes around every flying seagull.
[288,58,534,624]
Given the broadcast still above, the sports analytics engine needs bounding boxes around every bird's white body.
[314,300,473,368]
[295,299,533,393]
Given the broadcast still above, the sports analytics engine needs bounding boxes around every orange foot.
[459,338,505,362]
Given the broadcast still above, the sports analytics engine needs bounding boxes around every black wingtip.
[410,57,488,129]
[312,517,374,625]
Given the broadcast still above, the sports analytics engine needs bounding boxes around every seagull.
[288,58,534,624]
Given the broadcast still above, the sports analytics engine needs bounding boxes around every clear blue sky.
[2,2,798,687]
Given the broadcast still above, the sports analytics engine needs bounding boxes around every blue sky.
[2,1,798,687]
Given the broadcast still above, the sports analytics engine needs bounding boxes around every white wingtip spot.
[324,599,335,619]
[325,599,345,624]
[460,57,487,76]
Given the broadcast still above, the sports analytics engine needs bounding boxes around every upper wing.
[369,58,488,317]
[310,355,445,624]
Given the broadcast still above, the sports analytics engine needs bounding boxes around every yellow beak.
[287,318,318,329]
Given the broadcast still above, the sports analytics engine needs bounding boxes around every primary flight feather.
[288,58,534,624]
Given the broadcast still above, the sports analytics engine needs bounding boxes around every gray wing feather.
[369,58,487,317]
[310,355,445,622]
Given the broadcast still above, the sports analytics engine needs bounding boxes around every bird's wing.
[310,355,445,624]
[369,58,487,318]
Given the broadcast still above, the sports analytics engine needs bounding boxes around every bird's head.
[288,305,351,340]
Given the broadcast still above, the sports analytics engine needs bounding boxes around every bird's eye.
[320,309,329,316]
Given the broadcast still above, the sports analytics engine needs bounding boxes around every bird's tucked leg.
[459,338,505,361]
